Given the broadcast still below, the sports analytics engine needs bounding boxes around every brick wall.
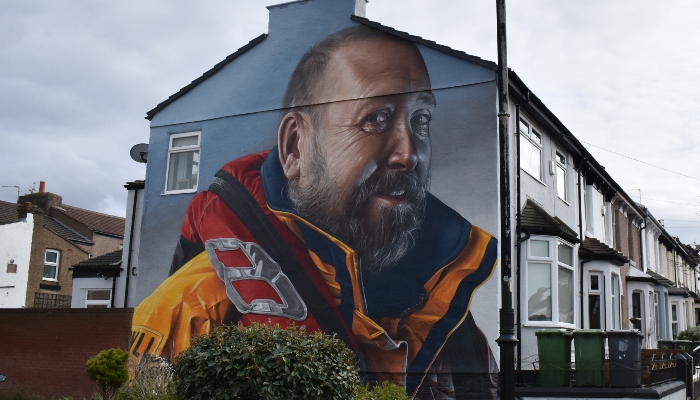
[0,308,133,399]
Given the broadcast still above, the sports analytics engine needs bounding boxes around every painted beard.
[288,152,428,274]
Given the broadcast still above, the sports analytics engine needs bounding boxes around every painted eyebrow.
[415,91,436,108]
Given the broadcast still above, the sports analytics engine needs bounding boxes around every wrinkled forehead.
[313,38,432,105]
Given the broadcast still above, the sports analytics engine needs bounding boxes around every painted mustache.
[352,169,427,206]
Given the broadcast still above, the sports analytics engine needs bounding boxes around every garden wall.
[0,308,133,399]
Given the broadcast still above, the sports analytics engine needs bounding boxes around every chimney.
[267,0,366,42]
[18,181,62,214]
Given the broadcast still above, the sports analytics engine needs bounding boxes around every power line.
[581,140,700,181]
[641,198,699,207]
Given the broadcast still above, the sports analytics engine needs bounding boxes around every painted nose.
[387,123,418,172]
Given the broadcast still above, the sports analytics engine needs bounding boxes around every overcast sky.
[1,0,698,244]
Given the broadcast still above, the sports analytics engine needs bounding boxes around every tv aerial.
[130,143,148,163]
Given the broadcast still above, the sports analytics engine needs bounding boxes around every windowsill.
[41,278,58,282]
[521,169,547,187]
[523,321,576,329]
[162,189,197,196]
[558,197,570,206]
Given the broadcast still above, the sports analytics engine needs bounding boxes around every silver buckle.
[205,238,307,321]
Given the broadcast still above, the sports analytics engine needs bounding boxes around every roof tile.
[57,204,125,237]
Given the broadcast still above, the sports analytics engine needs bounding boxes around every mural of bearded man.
[132,25,498,399]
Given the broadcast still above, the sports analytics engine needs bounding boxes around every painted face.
[290,38,436,272]
[308,39,434,220]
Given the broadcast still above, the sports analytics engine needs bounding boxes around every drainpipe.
[578,161,588,328]
[515,103,523,373]
[495,1,517,398]
[111,271,117,308]
[123,186,139,308]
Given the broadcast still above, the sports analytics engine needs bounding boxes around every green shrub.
[115,354,178,400]
[355,381,410,400]
[173,323,360,400]
[86,348,129,400]
[678,326,700,341]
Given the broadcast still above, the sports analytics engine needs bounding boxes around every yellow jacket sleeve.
[130,252,232,363]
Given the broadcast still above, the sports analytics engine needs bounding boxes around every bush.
[173,323,360,400]
[86,349,129,400]
[355,381,410,400]
[115,354,178,400]
[678,325,700,341]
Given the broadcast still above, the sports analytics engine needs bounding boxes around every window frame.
[587,271,604,329]
[611,274,621,329]
[163,131,202,195]
[42,249,60,282]
[519,117,544,183]
[555,150,567,202]
[85,289,112,308]
[524,236,576,328]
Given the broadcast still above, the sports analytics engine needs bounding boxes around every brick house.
[0,183,125,308]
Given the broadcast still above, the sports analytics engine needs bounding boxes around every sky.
[1,0,698,244]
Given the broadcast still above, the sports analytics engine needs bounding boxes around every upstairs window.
[165,132,201,194]
[555,151,567,201]
[43,249,60,281]
[520,118,543,181]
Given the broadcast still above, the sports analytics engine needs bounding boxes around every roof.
[668,286,691,297]
[579,237,628,265]
[0,200,22,225]
[124,180,145,190]
[350,16,497,70]
[520,199,579,243]
[145,34,268,120]
[647,270,675,286]
[43,216,93,245]
[71,249,122,270]
[56,204,125,238]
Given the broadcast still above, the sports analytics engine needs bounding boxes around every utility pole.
[495,0,517,399]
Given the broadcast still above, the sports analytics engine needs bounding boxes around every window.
[654,292,661,336]
[611,274,621,329]
[519,118,543,181]
[671,302,679,339]
[85,289,112,308]
[555,151,567,200]
[632,292,643,331]
[588,272,603,329]
[165,132,201,194]
[526,237,575,325]
[43,249,60,281]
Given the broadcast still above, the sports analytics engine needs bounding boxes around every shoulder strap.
[208,169,357,349]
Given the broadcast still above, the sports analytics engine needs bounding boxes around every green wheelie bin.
[574,329,606,386]
[675,340,693,350]
[536,329,573,387]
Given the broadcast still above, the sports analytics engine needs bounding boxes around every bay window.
[526,236,575,326]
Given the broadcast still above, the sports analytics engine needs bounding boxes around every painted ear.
[277,111,308,181]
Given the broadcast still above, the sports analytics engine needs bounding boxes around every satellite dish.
[130,143,148,163]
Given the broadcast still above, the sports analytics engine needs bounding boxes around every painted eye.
[411,112,431,137]
[362,110,390,134]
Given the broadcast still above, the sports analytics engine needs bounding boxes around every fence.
[33,292,71,308]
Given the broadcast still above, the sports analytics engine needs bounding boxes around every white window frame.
[611,274,621,329]
[524,236,576,328]
[554,150,567,202]
[519,117,544,183]
[164,131,201,195]
[671,302,679,339]
[85,289,112,308]
[587,271,604,329]
[43,249,60,282]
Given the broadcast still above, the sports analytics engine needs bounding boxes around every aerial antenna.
[2,185,20,199]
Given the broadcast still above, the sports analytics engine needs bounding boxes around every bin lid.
[574,329,606,335]
[675,340,692,343]
[535,328,573,336]
[606,329,643,337]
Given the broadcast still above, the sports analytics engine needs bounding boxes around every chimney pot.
[39,181,45,193]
